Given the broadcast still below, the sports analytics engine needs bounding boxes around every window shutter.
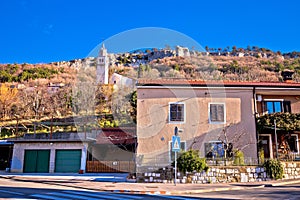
[210,104,224,122]
[216,104,224,121]
[283,101,291,113]
[210,104,218,121]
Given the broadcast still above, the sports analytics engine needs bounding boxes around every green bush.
[263,159,284,180]
[233,149,245,165]
[176,150,209,173]
[259,148,265,164]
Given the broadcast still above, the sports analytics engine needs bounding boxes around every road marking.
[149,194,198,199]
[31,194,69,200]
[31,190,146,200]
[79,192,139,200]
[85,191,144,199]
[11,199,36,200]
[48,192,99,200]
[64,190,143,199]
[0,189,24,196]
[61,190,107,199]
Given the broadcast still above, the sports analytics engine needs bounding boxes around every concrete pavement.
[1,172,300,195]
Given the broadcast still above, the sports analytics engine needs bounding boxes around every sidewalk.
[1,173,300,195]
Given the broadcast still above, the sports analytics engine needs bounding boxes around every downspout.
[252,86,260,164]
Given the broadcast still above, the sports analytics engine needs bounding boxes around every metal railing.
[206,156,259,166]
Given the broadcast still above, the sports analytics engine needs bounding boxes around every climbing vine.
[256,113,300,131]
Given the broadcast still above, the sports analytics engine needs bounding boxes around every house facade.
[256,86,300,160]
[136,79,300,173]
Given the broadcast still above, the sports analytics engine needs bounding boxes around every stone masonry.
[137,162,300,184]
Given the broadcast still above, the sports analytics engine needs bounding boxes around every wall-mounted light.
[257,95,262,102]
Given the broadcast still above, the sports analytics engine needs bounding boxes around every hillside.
[120,52,300,82]
[1,46,300,139]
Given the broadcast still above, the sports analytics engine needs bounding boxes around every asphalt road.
[1,177,300,200]
[0,178,205,200]
[186,183,300,200]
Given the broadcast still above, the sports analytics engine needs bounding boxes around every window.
[209,103,225,123]
[205,142,233,158]
[169,141,186,162]
[263,100,291,114]
[169,103,185,123]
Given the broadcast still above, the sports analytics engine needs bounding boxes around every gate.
[86,161,135,173]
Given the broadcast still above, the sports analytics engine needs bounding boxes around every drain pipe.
[253,86,260,164]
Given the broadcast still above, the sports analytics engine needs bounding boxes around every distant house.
[136,79,300,172]
[47,82,65,93]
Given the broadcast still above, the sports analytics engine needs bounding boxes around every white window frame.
[263,99,284,114]
[168,140,186,162]
[208,103,226,124]
[260,134,273,159]
[168,102,186,124]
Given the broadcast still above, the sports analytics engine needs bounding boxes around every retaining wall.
[137,162,300,183]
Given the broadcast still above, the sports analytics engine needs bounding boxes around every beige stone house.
[136,79,300,172]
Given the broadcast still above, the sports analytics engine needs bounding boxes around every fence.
[206,156,259,166]
[207,153,300,166]
[86,160,135,173]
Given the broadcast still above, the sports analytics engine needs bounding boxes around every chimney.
[281,70,294,82]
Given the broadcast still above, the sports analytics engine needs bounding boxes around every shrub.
[259,148,265,164]
[263,159,284,180]
[233,149,245,165]
[176,150,209,173]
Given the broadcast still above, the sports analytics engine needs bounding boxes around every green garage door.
[55,149,81,173]
[24,150,50,173]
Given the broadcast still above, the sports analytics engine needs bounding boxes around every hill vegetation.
[1,46,300,139]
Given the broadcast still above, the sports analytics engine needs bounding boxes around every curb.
[1,175,300,195]
[0,176,264,195]
[265,179,300,187]
[169,185,265,195]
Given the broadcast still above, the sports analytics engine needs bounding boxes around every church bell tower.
[96,43,109,84]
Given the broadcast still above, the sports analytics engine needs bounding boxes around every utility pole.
[172,126,180,186]
[274,120,279,159]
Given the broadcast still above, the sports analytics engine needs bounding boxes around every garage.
[23,150,50,173]
[55,149,81,173]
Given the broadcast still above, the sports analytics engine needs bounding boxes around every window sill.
[168,121,185,124]
[209,121,226,125]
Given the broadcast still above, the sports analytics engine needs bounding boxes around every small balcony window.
[263,100,291,114]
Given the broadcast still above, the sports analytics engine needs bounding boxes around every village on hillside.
[0,45,300,184]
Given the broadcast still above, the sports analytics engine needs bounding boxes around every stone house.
[136,79,300,173]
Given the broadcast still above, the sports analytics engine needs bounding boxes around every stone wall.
[137,162,300,183]
[282,162,300,180]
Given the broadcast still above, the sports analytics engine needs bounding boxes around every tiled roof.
[137,79,300,88]
[96,127,136,145]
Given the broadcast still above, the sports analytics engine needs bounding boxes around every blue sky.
[0,0,299,64]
